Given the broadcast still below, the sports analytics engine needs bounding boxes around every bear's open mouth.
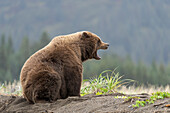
[93,42,109,60]
[93,51,101,60]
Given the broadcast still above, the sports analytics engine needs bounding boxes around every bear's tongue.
[94,51,101,60]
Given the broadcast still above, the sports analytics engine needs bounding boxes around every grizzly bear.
[20,31,109,103]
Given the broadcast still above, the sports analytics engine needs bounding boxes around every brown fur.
[20,31,109,103]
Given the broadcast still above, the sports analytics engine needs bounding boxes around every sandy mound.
[0,93,169,113]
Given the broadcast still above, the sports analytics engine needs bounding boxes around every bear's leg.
[64,67,82,97]
[67,77,81,96]
[23,83,34,103]
[60,77,68,99]
[31,72,61,103]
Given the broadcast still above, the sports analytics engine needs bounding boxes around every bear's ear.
[82,32,90,38]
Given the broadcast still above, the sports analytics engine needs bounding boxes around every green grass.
[80,70,170,108]
[80,70,135,96]
[132,92,170,108]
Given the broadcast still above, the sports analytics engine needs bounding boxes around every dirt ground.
[0,93,169,113]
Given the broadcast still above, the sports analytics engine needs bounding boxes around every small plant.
[123,96,140,101]
[132,92,170,108]
[132,100,146,107]
[115,96,128,99]
[81,70,135,96]
[0,84,5,90]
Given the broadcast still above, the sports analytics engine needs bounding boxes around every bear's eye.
[97,40,101,46]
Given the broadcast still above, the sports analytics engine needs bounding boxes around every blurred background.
[0,0,170,86]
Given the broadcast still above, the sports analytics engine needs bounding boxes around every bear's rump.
[25,71,62,103]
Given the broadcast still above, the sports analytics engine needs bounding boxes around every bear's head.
[80,31,109,62]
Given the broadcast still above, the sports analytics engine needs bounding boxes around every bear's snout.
[100,42,109,50]
[105,43,109,47]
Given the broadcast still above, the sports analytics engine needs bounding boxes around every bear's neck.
[81,46,93,62]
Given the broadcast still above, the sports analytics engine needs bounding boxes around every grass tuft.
[81,70,135,96]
